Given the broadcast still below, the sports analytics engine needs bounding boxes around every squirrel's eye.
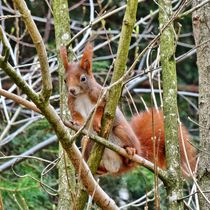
[80,75,87,82]
[64,79,67,83]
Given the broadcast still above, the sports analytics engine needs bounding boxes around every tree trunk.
[159,0,184,209]
[52,0,76,209]
[192,1,210,209]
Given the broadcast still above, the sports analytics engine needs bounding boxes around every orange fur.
[59,46,69,71]
[60,43,196,176]
[130,109,196,175]
[80,43,93,74]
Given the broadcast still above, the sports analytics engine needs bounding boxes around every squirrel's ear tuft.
[60,46,69,71]
[80,43,93,74]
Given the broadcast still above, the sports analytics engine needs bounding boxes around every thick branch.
[52,0,76,209]
[0,89,168,181]
[159,0,183,209]
[88,0,139,176]
[192,0,210,207]
[0,60,118,210]
[0,88,40,113]
[13,0,52,101]
[76,2,139,208]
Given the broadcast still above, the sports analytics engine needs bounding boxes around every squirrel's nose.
[69,88,76,95]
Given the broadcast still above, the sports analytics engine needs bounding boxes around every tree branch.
[13,0,52,101]
[52,0,77,208]
[77,1,140,208]
[0,88,168,182]
[0,33,118,210]
[159,0,184,209]
[0,88,40,113]
[88,0,139,177]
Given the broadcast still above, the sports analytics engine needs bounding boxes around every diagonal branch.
[13,0,52,101]
[0,88,168,182]
[87,0,139,176]
[0,88,40,113]
[77,1,140,208]
[0,26,9,62]
[0,54,118,210]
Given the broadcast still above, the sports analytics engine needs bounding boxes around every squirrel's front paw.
[70,120,81,127]
[125,146,136,156]
[122,146,136,166]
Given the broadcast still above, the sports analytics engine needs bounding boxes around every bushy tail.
[130,109,196,176]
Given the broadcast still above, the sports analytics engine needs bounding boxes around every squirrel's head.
[60,43,94,97]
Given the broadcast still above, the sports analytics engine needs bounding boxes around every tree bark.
[88,0,139,175]
[13,0,52,101]
[159,0,184,209]
[52,0,76,209]
[0,192,4,210]
[192,0,210,209]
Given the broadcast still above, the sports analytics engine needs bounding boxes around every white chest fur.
[74,94,95,120]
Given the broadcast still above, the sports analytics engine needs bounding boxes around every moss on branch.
[159,0,184,209]
[88,0,139,176]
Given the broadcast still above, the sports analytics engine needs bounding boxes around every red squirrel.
[60,43,196,176]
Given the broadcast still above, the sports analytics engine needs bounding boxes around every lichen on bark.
[52,0,76,209]
[192,0,210,209]
[159,0,184,209]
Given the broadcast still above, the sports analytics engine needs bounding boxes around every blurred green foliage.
[0,119,57,209]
